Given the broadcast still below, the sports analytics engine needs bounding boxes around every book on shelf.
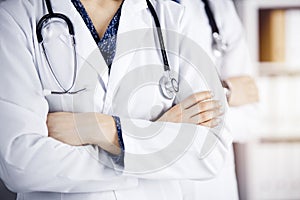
[259,9,286,62]
[259,8,300,70]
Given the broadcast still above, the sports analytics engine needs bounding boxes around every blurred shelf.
[257,117,300,140]
[256,76,300,140]
[260,137,300,143]
[235,1,300,70]
[258,62,300,76]
[258,132,300,142]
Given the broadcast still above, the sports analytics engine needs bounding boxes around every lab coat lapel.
[103,0,151,113]
[49,0,152,114]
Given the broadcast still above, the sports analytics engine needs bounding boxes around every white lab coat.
[0,0,232,200]
[179,0,259,142]
[175,0,259,199]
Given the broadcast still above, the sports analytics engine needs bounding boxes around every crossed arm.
[47,75,259,155]
[47,91,223,154]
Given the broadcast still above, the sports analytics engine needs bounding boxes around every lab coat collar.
[123,0,148,13]
[103,0,153,112]
[118,0,150,34]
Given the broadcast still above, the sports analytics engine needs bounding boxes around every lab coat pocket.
[45,89,91,113]
[45,67,107,113]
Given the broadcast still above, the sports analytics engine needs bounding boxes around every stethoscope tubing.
[41,37,78,93]
[37,0,178,98]
[201,0,228,57]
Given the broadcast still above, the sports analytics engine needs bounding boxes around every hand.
[225,76,259,107]
[158,91,223,128]
[47,112,120,154]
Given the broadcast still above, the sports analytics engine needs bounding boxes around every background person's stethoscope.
[201,0,228,58]
[37,0,179,99]
[201,0,230,96]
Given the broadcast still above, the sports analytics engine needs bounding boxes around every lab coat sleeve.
[119,117,232,180]
[0,7,138,194]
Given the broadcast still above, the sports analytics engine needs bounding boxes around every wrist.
[95,113,121,155]
[112,116,124,151]
[222,79,232,101]
[73,113,102,146]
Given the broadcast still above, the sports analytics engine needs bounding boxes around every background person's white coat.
[174,0,258,199]
[0,0,232,199]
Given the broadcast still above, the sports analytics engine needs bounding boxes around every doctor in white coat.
[169,0,259,199]
[0,0,232,200]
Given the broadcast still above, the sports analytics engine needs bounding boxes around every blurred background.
[234,0,300,199]
[1,0,300,199]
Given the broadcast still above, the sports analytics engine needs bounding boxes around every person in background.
[169,0,259,199]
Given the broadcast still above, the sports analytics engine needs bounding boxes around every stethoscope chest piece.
[159,72,179,100]
[212,32,228,58]
[146,0,179,100]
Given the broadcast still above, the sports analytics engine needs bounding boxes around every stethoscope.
[37,0,83,95]
[202,0,230,94]
[201,0,228,58]
[37,0,179,99]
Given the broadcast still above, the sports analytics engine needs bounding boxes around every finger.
[191,109,223,124]
[181,91,213,109]
[186,100,221,117]
[199,118,221,128]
